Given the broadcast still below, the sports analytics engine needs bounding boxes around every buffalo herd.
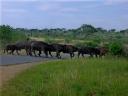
[3,40,108,59]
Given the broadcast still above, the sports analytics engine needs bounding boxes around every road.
[0,54,70,66]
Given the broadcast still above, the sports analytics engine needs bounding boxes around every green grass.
[1,58,128,96]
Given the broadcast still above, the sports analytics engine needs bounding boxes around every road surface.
[0,54,70,66]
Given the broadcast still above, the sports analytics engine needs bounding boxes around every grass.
[1,57,128,96]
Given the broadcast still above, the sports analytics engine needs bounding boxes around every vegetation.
[1,57,128,96]
[0,25,27,48]
[0,24,128,56]
[0,25,13,47]
[1,24,127,44]
[109,41,123,56]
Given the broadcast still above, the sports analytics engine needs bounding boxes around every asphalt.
[0,54,69,66]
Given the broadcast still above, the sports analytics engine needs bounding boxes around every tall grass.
[1,58,128,96]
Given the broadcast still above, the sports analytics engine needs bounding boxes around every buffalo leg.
[72,53,75,57]
[33,50,37,56]
[38,50,42,57]
[16,50,20,55]
[49,51,53,57]
[10,49,15,55]
[44,51,48,58]
[90,53,93,58]
[70,53,72,58]
[25,49,29,55]
[70,53,74,58]
[78,52,81,58]
[82,53,84,57]
[56,51,61,59]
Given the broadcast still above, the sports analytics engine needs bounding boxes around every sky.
[1,0,128,30]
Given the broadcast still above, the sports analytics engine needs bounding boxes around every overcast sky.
[1,0,128,30]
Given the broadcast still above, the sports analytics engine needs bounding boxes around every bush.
[109,41,122,55]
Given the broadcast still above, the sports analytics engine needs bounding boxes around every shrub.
[109,41,122,55]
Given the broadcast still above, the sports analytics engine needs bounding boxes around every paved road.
[0,54,70,66]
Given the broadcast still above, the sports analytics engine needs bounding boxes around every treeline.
[0,24,128,45]
[11,24,128,43]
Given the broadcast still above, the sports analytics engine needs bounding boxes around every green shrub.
[109,41,122,55]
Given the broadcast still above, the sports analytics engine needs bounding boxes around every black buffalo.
[30,41,50,57]
[78,47,93,58]
[47,44,78,58]
[46,44,64,58]
[78,46,108,58]
[62,44,78,58]
[13,40,35,55]
[4,44,19,55]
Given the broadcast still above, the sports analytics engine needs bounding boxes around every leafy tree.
[0,25,13,47]
[79,24,97,33]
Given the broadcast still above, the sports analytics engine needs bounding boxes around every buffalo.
[78,47,93,58]
[30,41,50,57]
[62,44,78,58]
[46,43,64,58]
[4,44,19,55]
[47,44,78,58]
[78,46,108,58]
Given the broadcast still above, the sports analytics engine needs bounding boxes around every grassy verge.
[1,57,128,96]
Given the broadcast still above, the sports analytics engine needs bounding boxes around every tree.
[79,24,97,33]
[0,25,13,47]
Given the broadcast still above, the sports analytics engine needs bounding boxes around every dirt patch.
[0,62,42,88]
